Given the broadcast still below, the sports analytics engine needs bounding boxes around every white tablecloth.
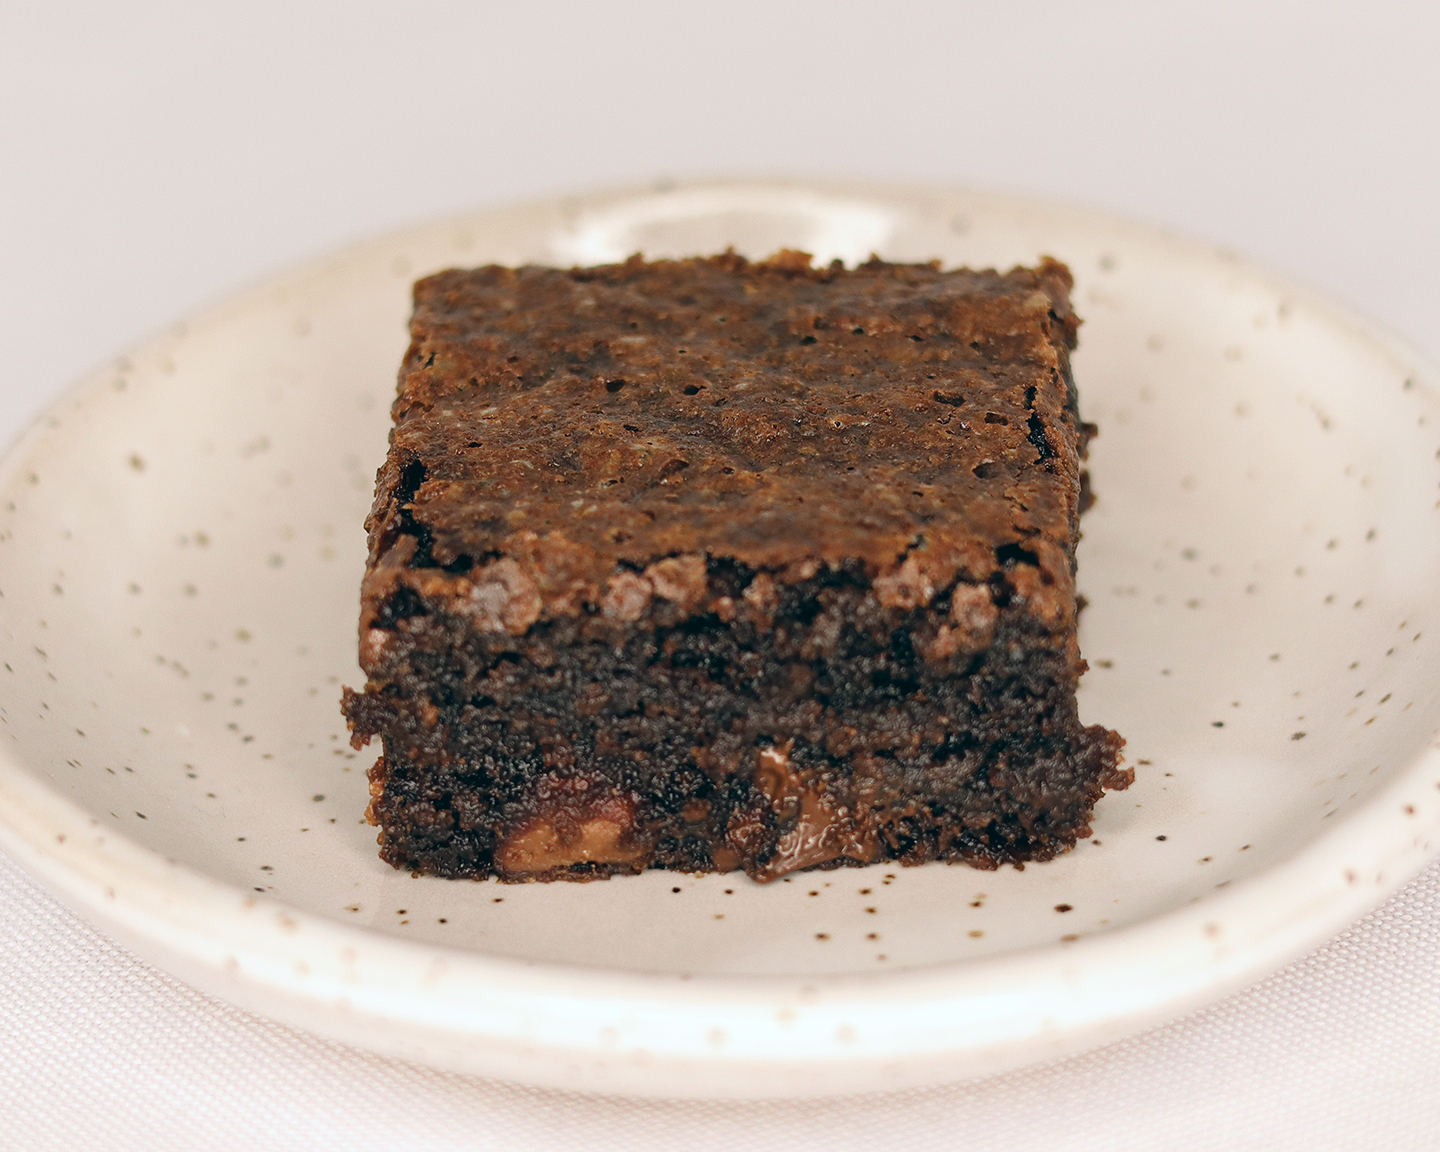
[4,848,1438,1150]
[3,3,1439,1146]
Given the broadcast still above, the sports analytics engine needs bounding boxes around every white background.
[2,2,1439,1148]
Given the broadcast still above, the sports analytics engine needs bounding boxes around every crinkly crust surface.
[363,253,1086,637]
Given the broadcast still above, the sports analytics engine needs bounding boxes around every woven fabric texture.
[2,847,1437,1152]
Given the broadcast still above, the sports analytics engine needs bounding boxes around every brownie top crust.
[365,252,1087,638]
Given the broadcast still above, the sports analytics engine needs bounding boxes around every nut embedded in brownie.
[341,251,1128,882]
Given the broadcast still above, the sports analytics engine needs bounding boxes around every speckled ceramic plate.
[1,181,1439,1099]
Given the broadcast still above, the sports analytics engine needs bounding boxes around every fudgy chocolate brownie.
[342,251,1127,882]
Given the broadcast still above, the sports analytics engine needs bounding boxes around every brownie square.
[342,251,1127,881]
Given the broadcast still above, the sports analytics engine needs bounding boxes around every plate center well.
[1,185,1437,979]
